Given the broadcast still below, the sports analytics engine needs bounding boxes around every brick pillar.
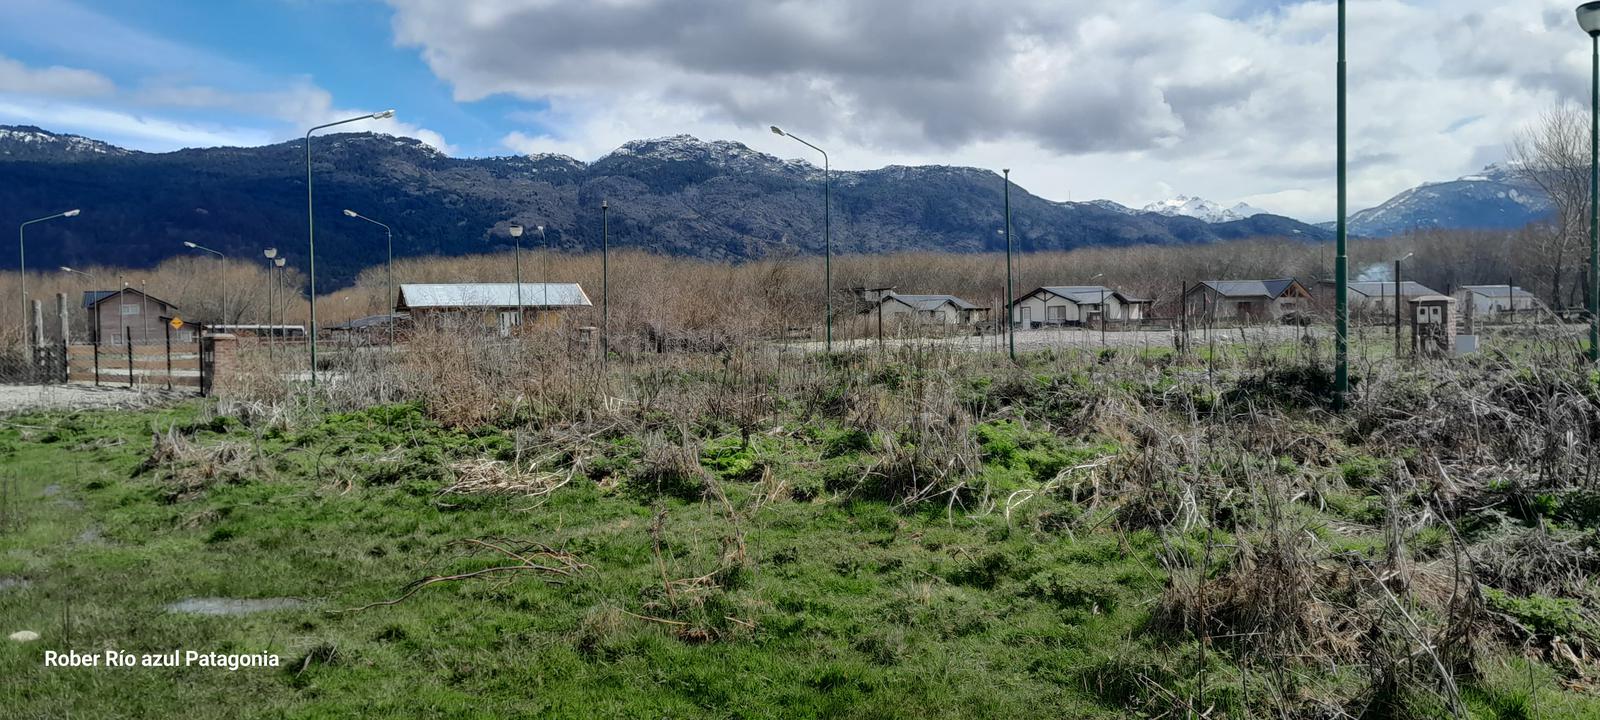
[203,334,240,397]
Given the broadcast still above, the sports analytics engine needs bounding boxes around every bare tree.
[1509,103,1591,310]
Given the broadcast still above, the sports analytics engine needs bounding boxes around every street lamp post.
[601,200,610,357]
[1582,2,1600,364]
[508,224,525,329]
[183,241,226,329]
[343,209,395,345]
[60,266,93,280]
[274,257,287,346]
[18,209,80,353]
[1091,273,1106,347]
[305,109,395,385]
[1003,169,1015,361]
[538,226,549,322]
[1334,0,1352,408]
[1394,251,1413,358]
[771,125,831,352]
[264,248,277,362]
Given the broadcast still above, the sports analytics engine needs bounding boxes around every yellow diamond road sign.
[170,317,183,330]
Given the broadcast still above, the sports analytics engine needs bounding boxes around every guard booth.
[1409,295,1457,358]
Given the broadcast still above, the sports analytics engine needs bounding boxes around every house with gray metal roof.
[1315,280,1442,316]
[1008,286,1150,327]
[861,292,989,328]
[1183,278,1313,323]
[396,283,592,336]
[1454,285,1547,317]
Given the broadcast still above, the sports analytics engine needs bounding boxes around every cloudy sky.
[0,0,1591,221]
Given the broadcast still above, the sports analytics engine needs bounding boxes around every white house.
[863,293,989,327]
[1008,286,1149,326]
[1454,285,1546,317]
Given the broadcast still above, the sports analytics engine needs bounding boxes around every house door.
[1020,307,1032,326]
[1048,305,1066,324]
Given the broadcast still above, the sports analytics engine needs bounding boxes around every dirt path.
[0,384,181,414]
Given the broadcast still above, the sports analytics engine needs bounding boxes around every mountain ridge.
[0,124,1335,289]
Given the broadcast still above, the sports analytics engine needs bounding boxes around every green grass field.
[1,380,1596,717]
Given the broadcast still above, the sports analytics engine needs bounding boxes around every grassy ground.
[2,348,1598,717]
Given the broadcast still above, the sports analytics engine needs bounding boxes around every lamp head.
[1580,2,1600,35]
[63,209,81,217]
[769,125,784,136]
[601,199,608,209]
[183,241,198,248]
[508,224,523,238]
[343,209,358,218]
[264,248,277,259]
[274,258,286,268]
[59,266,73,273]
[536,225,545,236]
[372,109,396,120]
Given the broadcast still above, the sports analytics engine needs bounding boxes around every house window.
[1048,305,1066,321]
[121,304,140,316]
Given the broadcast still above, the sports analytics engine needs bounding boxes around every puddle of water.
[0,577,31,592]
[164,597,307,616]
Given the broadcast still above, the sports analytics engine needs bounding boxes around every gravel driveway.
[0,384,185,414]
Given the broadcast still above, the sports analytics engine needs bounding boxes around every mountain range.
[0,125,1333,289]
[0,124,1553,290]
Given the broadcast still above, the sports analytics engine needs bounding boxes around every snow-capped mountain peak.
[1140,195,1266,223]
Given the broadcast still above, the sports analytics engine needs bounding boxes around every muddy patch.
[0,576,31,592]
[164,597,307,616]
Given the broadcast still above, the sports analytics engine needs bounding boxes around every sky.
[0,0,1591,222]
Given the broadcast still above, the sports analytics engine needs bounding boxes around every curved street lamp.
[343,209,396,345]
[508,224,526,328]
[305,109,395,385]
[183,241,227,327]
[60,266,94,280]
[18,209,80,351]
[771,125,832,352]
[1580,2,1600,363]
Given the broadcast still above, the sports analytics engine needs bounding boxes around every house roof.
[1344,281,1441,298]
[1012,285,1130,307]
[883,293,984,312]
[1192,279,1301,299]
[396,283,592,309]
[82,288,176,309]
[1458,285,1538,299]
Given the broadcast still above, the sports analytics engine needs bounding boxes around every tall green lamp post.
[304,110,394,386]
[1003,169,1015,361]
[1334,0,1351,408]
[771,125,831,352]
[1581,2,1600,364]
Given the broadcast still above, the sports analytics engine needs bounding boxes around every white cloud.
[393,0,1591,221]
[0,98,271,149]
[0,55,114,98]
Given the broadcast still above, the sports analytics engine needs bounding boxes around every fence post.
[164,321,173,391]
[56,293,70,383]
[125,326,134,388]
[199,333,209,398]
[30,300,44,384]
[92,335,100,387]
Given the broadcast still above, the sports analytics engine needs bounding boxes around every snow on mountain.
[0,125,131,160]
[1347,164,1552,237]
[1140,195,1267,223]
